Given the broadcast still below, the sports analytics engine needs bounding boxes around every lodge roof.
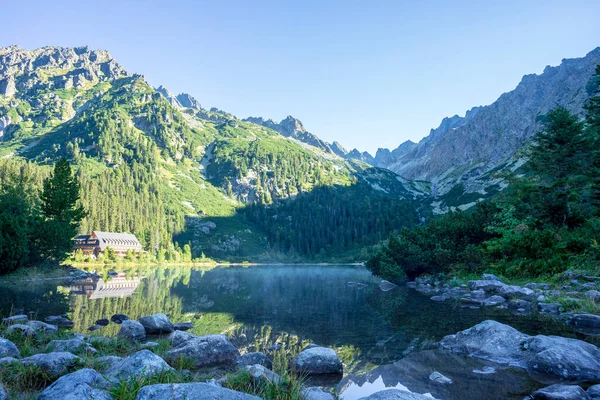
[91,231,142,251]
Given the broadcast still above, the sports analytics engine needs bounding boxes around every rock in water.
[0,338,19,358]
[139,313,174,334]
[440,320,528,365]
[529,384,590,399]
[135,382,261,399]
[111,313,129,324]
[21,352,82,376]
[302,387,336,400]
[105,350,173,382]
[357,389,435,399]
[293,346,343,375]
[236,352,273,369]
[429,371,453,384]
[379,280,398,292]
[118,320,146,342]
[38,368,112,400]
[166,334,239,368]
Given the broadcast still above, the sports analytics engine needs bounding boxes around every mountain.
[376,48,600,201]
[0,45,424,261]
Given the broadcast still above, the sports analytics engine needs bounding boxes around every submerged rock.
[139,313,174,334]
[136,382,261,399]
[21,352,81,376]
[38,368,112,400]
[293,346,343,375]
[105,350,173,382]
[529,384,589,400]
[166,334,239,368]
[0,338,19,358]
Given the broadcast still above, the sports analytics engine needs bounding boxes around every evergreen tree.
[0,183,35,273]
[38,158,86,259]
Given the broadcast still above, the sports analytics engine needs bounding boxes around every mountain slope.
[377,47,600,196]
[0,45,423,261]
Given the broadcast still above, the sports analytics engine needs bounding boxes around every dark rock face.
[38,368,112,400]
[529,384,590,400]
[236,352,273,369]
[135,382,261,400]
[166,334,240,368]
[293,346,343,375]
[139,313,174,334]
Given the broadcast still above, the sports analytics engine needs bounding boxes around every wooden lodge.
[72,231,143,258]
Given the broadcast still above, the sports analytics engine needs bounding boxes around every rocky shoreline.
[407,272,600,337]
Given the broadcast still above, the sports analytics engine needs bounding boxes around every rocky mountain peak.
[155,85,182,107]
[330,141,348,157]
[176,93,201,109]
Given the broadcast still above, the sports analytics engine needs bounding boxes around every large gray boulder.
[293,346,343,375]
[357,389,435,400]
[139,313,174,334]
[498,285,534,299]
[6,324,36,337]
[27,320,58,333]
[118,319,146,342]
[21,352,82,376]
[2,314,28,325]
[168,330,198,347]
[46,339,97,355]
[523,335,600,382]
[440,320,527,365]
[244,364,283,384]
[468,280,506,293]
[0,338,19,358]
[529,384,589,400]
[585,290,600,302]
[166,334,239,368]
[105,350,173,382]
[588,385,600,399]
[96,355,122,371]
[135,382,261,399]
[236,352,272,369]
[38,368,112,400]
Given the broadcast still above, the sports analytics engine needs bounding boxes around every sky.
[1,1,599,154]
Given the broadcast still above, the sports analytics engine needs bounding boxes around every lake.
[0,264,587,399]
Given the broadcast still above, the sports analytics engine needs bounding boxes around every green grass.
[0,362,55,394]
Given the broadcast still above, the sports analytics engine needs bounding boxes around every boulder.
[588,385,600,399]
[168,330,198,347]
[6,324,36,337]
[585,291,600,302]
[118,319,146,342]
[429,371,453,384]
[379,280,398,292]
[293,346,343,375]
[566,314,600,336]
[498,285,534,299]
[0,338,19,358]
[96,355,122,371]
[483,295,506,306]
[236,352,272,369]
[0,357,18,365]
[38,368,112,400]
[440,320,528,365]
[468,280,506,294]
[27,320,58,333]
[301,387,336,400]
[135,382,261,399]
[2,314,28,325]
[139,313,174,334]
[482,273,501,281]
[166,334,239,368]
[96,318,110,326]
[105,350,173,382]
[538,303,562,315]
[21,352,82,376]
[46,339,97,355]
[173,322,194,331]
[523,335,600,382]
[244,364,283,384]
[45,316,74,326]
[529,384,589,400]
[111,313,129,324]
[357,389,435,400]
[507,299,532,312]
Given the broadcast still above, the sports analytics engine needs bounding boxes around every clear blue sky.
[1,1,599,154]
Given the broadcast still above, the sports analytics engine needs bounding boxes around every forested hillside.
[0,45,423,262]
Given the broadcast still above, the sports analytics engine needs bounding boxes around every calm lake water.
[0,264,587,399]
